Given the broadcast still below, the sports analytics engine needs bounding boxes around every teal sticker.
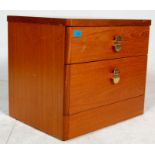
[74,30,82,37]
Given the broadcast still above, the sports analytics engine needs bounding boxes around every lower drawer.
[65,56,147,114]
[64,95,144,140]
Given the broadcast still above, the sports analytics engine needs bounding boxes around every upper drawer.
[66,26,149,63]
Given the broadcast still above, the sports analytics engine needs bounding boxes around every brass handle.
[113,35,123,52]
[113,67,120,84]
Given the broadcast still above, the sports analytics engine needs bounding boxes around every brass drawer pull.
[113,35,123,52]
[113,67,120,84]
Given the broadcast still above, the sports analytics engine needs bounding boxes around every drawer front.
[66,26,149,63]
[65,56,147,114]
[64,95,144,139]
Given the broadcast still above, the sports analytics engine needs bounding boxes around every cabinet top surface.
[7,16,151,26]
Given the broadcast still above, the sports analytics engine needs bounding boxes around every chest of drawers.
[8,16,151,140]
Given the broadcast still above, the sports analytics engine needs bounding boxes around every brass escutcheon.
[113,35,123,52]
[113,67,120,84]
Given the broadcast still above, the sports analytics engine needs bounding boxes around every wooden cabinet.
[8,16,151,140]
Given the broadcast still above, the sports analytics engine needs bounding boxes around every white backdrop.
[0,10,154,81]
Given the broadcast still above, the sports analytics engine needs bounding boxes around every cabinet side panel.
[8,22,65,139]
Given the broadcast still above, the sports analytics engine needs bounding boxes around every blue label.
[74,30,82,37]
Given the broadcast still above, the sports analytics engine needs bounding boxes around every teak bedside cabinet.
[8,16,151,140]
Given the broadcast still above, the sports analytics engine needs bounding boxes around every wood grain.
[65,56,147,114]
[8,22,65,139]
[66,19,151,27]
[66,26,149,63]
[64,95,144,139]
[7,16,151,26]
